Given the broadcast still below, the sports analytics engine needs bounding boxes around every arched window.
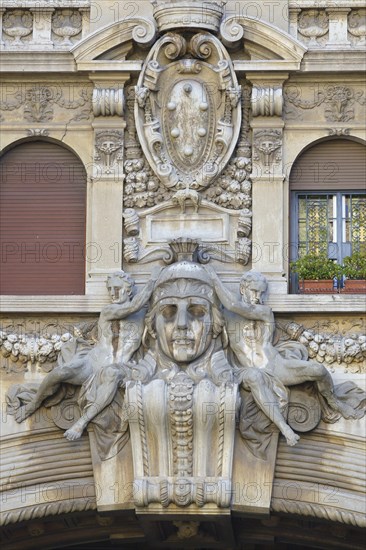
[289,138,366,291]
[0,141,87,295]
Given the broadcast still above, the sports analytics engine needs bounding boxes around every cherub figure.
[210,269,363,432]
[11,271,156,441]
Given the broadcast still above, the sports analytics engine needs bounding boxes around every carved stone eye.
[188,305,207,318]
[160,305,177,320]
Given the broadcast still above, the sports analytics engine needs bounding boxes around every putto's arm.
[207,267,269,321]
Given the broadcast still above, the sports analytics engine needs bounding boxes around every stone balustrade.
[0,0,90,50]
[289,1,366,48]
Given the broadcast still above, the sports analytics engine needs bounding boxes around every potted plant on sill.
[341,252,366,293]
[290,253,341,293]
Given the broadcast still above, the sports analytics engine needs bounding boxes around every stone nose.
[176,303,188,329]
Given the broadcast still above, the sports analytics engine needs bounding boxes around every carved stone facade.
[0,1,365,549]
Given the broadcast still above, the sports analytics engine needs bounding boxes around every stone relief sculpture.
[7,271,157,458]
[7,242,366,505]
[135,31,241,195]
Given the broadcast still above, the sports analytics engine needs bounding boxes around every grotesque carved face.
[106,273,132,304]
[154,296,213,364]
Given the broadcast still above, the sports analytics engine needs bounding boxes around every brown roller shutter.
[290,139,366,191]
[0,141,86,295]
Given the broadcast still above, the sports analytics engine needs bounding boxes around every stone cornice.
[1,294,365,313]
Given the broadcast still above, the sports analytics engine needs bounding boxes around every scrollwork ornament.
[131,17,157,47]
[159,32,187,60]
[189,33,213,59]
[220,16,244,46]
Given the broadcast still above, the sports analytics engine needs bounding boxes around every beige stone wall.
[0,1,365,539]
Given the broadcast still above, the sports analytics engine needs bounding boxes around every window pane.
[349,195,366,253]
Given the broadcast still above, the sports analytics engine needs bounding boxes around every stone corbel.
[246,73,288,119]
[326,7,351,48]
[30,7,54,50]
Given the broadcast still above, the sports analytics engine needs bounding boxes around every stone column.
[247,73,288,294]
[326,8,351,48]
[86,73,129,295]
[30,8,54,50]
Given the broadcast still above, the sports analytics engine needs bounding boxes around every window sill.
[0,294,365,314]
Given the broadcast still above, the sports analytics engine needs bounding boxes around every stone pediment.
[71,15,306,72]
[71,17,157,70]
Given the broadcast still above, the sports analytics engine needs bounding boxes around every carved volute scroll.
[135,32,241,192]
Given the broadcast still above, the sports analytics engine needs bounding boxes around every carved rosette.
[135,32,241,192]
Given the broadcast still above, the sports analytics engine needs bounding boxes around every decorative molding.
[1,5,89,50]
[0,330,73,372]
[281,321,366,374]
[0,84,92,122]
[0,498,97,527]
[271,499,366,529]
[327,127,351,135]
